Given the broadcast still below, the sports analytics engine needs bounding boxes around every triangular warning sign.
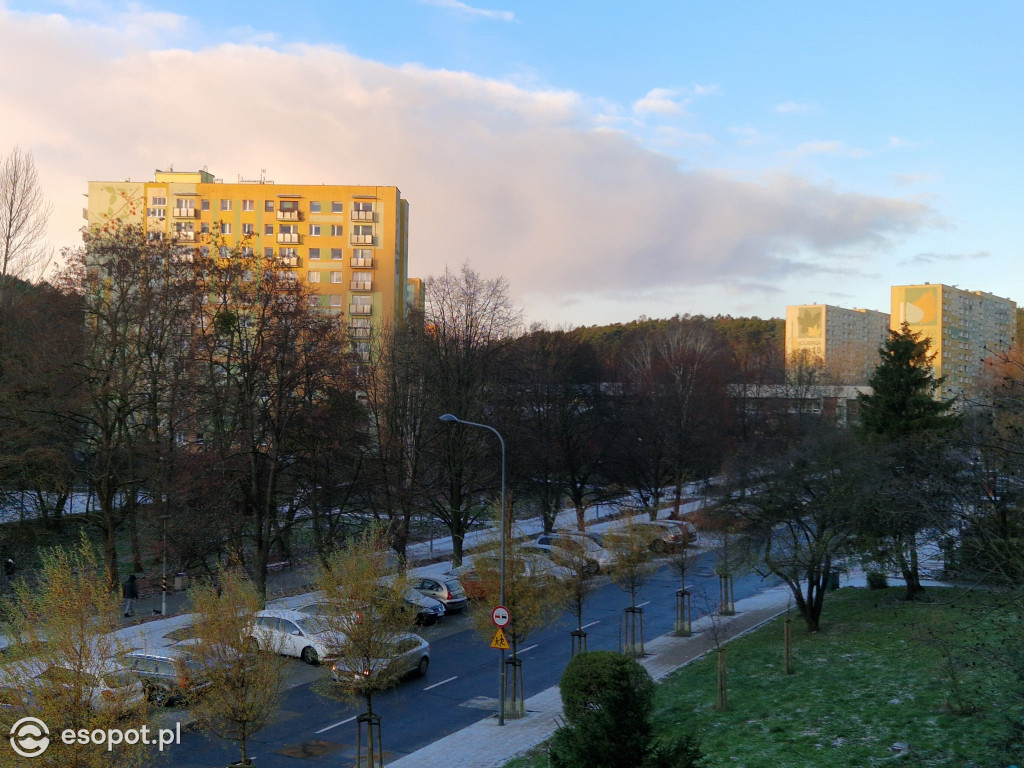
[490,628,510,650]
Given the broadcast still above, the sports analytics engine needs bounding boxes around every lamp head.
[439,414,459,423]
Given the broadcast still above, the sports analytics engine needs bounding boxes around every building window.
[308,271,321,283]
[147,207,166,218]
[201,222,210,234]
[264,247,274,257]
[242,223,254,235]
[331,201,344,213]
[241,246,254,257]
[264,200,274,212]
[281,247,298,258]
[265,224,274,235]
[280,200,298,213]
[201,199,210,211]
[221,223,232,235]
[151,196,167,206]
[242,199,255,211]
[352,201,373,220]
[220,199,232,211]
[331,224,343,237]
[219,245,230,258]
[309,224,320,236]
[330,271,343,283]
[308,248,321,260]
[329,294,343,307]
[310,201,322,213]
[331,248,343,260]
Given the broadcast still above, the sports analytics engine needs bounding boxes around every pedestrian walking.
[3,558,14,591]
[122,574,138,617]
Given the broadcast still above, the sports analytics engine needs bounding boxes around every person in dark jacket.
[122,574,138,617]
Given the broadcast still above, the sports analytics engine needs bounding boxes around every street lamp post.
[439,413,507,726]
[159,514,171,616]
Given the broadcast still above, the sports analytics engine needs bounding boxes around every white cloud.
[893,172,938,187]
[888,136,917,149]
[691,84,719,97]
[899,251,990,266]
[775,101,815,114]
[419,0,515,21]
[226,25,278,46]
[633,88,688,116]
[785,140,870,159]
[729,125,766,146]
[0,8,936,325]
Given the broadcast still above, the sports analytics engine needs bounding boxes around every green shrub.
[867,571,889,590]
[551,651,701,768]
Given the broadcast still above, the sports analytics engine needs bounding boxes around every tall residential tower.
[785,304,891,384]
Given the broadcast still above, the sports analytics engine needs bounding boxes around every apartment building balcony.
[173,208,197,218]
[348,326,372,339]
[351,210,373,221]
[173,230,196,242]
[350,280,372,291]
[350,234,374,245]
[281,255,299,267]
[350,257,373,268]
[277,210,301,221]
[349,304,373,315]
[277,233,300,244]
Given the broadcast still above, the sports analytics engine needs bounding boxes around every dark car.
[123,643,212,706]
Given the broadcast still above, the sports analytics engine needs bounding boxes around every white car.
[525,533,615,574]
[32,659,147,712]
[250,609,344,665]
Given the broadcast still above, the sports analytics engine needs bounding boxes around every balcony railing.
[348,326,372,339]
[173,230,196,242]
[350,257,373,268]
[350,280,372,291]
[281,256,299,267]
[350,234,373,245]
[349,304,372,315]
[173,208,196,218]
[277,233,299,244]
[351,209,373,221]
[277,210,301,221]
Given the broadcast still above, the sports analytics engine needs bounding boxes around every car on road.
[411,575,468,613]
[330,632,430,683]
[123,646,211,706]
[250,609,343,665]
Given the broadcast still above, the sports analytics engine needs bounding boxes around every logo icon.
[10,717,49,758]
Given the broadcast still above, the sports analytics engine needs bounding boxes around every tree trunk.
[574,504,586,532]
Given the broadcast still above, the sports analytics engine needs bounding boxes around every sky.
[1,0,1022,328]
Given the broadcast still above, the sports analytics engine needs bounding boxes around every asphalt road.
[157,551,775,767]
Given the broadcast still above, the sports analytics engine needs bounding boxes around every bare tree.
[0,147,52,283]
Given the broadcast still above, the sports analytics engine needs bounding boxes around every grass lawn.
[506,586,1023,768]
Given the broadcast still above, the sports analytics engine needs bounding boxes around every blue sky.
[2,0,1022,327]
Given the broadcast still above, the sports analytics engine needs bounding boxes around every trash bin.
[826,571,840,591]
[174,572,189,591]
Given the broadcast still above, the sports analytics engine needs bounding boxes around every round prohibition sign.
[491,605,510,627]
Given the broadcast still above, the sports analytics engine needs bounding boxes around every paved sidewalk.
[384,584,795,768]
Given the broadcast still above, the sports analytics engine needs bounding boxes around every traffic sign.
[491,605,510,627]
[490,628,510,650]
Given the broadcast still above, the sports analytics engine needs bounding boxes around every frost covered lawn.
[507,586,1021,768]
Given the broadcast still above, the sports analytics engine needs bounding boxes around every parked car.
[524,533,615,574]
[411,575,468,613]
[250,609,344,665]
[397,587,446,625]
[449,553,572,599]
[33,659,147,712]
[330,632,430,682]
[123,644,217,706]
[632,520,699,552]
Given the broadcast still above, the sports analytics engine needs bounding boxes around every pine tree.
[857,322,959,598]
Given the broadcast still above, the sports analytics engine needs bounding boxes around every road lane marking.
[581,621,599,629]
[315,715,358,734]
[518,644,538,654]
[423,675,458,691]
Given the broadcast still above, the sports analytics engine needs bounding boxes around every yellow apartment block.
[85,169,414,352]
[891,283,1016,400]
[785,304,891,384]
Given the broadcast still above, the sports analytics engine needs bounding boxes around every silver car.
[330,632,430,682]
[411,576,468,613]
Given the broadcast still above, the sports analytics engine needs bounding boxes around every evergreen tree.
[857,322,959,599]
[859,321,955,437]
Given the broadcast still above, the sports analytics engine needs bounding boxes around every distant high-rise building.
[785,304,891,384]
[891,284,1016,400]
[85,169,415,353]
